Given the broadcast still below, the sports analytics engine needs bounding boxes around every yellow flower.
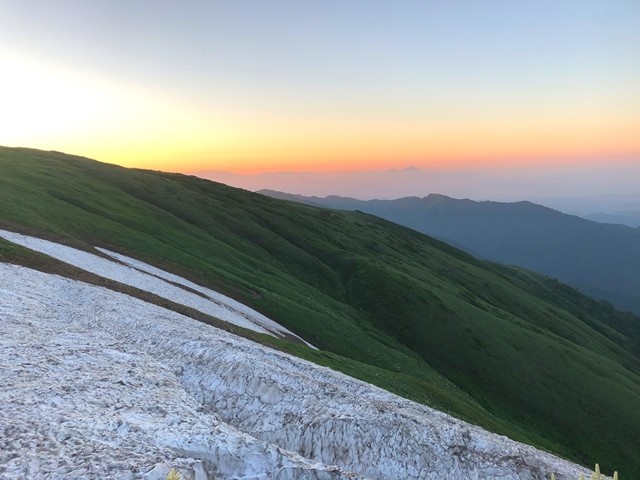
[166,469,181,480]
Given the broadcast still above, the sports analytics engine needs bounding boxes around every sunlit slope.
[1,146,639,476]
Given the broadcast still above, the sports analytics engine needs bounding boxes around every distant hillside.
[583,211,640,228]
[260,190,640,314]
[2,147,640,476]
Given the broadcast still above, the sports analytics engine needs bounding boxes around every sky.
[0,0,639,177]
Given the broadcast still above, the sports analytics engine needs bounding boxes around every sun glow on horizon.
[1,1,638,177]
[2,48,637,176]
[0,49,248,170]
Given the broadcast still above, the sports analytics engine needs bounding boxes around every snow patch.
[0,263,590,479]
[0,228,310,345]
[0,264,358,480]
[95,246,301,342]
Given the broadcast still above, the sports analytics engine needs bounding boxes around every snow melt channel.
[0,228,310,344]
[0,262,590,479]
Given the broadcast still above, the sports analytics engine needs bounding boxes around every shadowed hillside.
[260,190,640,315]
[1,147,639,477]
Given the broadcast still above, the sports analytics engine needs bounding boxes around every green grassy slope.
[259,190,640,314]
[1,147,639,476]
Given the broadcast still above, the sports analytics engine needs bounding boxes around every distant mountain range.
[582,211,640,228]
[194,164,640,223]
[260,190,640,314]
[538,194,640,228]
[194,167,483,200]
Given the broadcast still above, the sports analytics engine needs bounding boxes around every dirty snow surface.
[0,229,308,344]
[0,261,591,480]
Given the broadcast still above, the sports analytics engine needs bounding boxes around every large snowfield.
[0,230,592,479]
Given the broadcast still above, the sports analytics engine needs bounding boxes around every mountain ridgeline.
[260,190,640,315]
[2,147,640,476]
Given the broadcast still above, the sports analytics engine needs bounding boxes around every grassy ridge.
[1,147,639,476]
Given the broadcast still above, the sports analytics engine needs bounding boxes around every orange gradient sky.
[0,1,638,174]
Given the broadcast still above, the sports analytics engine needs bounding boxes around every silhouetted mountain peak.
[387,165,423,173]
[425,193,454,201]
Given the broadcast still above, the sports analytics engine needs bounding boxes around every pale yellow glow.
[1,48,638,174]
[0,48,243,169]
